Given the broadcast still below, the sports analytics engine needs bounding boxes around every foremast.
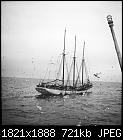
[62,28,66,87]
[73,35,76,87]
[82,41,85,86]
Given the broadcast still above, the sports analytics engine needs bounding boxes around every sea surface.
[2,77,122,125]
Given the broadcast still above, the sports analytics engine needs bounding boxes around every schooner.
[35,29,92,95]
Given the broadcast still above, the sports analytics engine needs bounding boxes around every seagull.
[94,72,101,78]
[50,63,55,64]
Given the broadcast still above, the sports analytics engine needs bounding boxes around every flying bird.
[50,63,55,64]
[94,72,101,78]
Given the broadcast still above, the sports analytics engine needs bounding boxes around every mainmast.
[62,28,66,87]
[82,41,85,85]
[73,35,76,87]
[107,15,122,71]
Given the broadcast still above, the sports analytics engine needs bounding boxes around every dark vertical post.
[62,28,66,87]
[107,15,122,71]
[73,35,76,87]
[82,41,85,86]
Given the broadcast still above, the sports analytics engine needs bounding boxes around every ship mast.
[62,28,66,87]
[73,35,76,87]
[82,41,85,86]
[107,15,122,71]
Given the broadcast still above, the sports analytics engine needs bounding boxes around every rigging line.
[87,63,91,80]
[82,41,85,85]
[75,61,81,86]
[65,54,73,86]
[64,57,69,85]
[55,56,63,81]
[66,60,73,86]
[84,60,89,81]
[75,60,83,86]
[54,54,62,79]
[41,66,49,83]
[47,70,51,84]
[73,35,76,87]
[88,67,91,80]
[62,28,66,86]
[41,56,54,83]
[82,59,84,85]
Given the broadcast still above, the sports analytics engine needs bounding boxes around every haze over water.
[1,1,122,82]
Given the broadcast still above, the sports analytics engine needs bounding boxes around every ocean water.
[2,77,122,125]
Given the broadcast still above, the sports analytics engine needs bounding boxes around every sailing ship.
[35,29,92,96]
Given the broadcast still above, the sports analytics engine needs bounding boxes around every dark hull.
[35,84,92,96]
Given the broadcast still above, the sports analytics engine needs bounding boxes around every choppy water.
[2,77,122,125]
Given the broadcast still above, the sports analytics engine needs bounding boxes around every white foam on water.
[63,95,69,99]
[37,105,42,110]
[76,121,82,126]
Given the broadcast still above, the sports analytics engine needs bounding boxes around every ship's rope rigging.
[55,56,63,81]
[36,29,93,93]
[40,52,91,87]
[40,55,61,84]
[39,29,91,88]
[66,60,73,87]
[75,61,81,86]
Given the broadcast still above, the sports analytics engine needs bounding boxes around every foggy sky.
[1,1,122,82]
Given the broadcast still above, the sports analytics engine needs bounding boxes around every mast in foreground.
[107,15,122,71]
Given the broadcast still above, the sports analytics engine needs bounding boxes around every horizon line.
[1,76,122,83]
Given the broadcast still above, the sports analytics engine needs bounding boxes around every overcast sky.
[1,1,122,82]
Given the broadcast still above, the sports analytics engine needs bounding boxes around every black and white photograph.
[1,1,122,126]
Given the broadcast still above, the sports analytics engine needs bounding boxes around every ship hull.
[35,86,90,96]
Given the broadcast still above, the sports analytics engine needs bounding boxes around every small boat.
[35,29,93,96]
